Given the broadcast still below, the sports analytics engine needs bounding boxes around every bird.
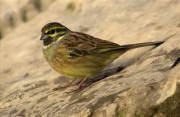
[40,22,163,92]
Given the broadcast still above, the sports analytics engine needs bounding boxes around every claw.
[53,76,88,93]
[52,78,77,91]
[52,85,64,91]
[65,76,88,93]
[65,86,82,94]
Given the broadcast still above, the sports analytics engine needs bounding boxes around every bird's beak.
[40,34,49,40]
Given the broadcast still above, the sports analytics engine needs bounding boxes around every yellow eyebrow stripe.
[45,27,65,33]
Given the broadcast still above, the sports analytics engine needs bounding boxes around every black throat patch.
[43,36,54,46]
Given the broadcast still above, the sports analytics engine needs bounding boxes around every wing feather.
[60,32,122,56]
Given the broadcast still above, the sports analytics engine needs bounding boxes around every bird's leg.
[53,78,77,91]
[62,78,77,87]
[76,76,88,89]
[66,76,88,93]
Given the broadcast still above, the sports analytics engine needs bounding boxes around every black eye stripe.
[46,29,55,34]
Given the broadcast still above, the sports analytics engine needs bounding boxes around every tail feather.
[119,41,163,49]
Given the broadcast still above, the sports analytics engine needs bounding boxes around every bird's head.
[40,22,69,47]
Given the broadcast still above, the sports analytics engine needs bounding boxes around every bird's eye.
[47,29,55,34]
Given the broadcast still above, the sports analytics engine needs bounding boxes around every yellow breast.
[43,42,125,78]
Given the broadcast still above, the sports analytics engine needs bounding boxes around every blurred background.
[1,0,54,39]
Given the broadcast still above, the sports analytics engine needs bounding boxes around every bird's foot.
[65,76,88,93]
[53,83,72,91]
[52,78,77,91]
[65,86,82,94]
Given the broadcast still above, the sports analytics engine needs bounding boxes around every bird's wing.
[60,32,163,57]
[60,32,121,56]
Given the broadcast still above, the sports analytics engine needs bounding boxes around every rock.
[92,103,118,117]
[1,0,180,117]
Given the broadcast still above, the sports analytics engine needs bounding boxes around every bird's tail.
[119,41,163,49]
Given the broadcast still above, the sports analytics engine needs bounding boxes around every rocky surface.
[1,0,180,117]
